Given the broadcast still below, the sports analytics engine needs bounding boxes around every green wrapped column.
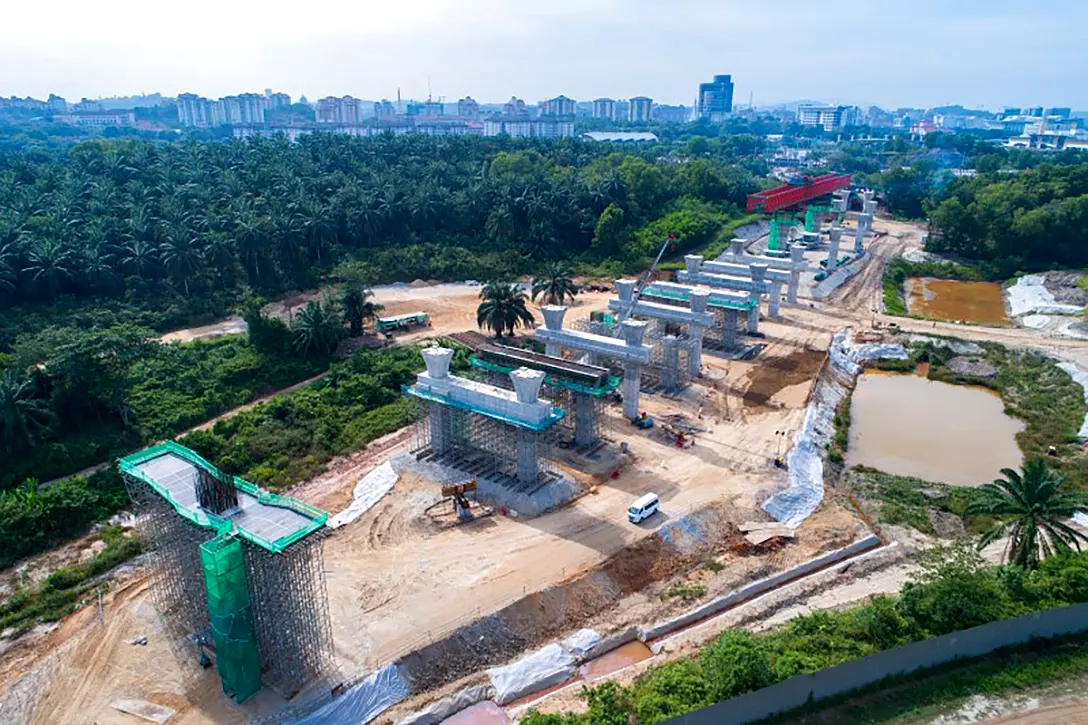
[200,533,261,703]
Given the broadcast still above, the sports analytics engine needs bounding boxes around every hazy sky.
[4,0,1085,109]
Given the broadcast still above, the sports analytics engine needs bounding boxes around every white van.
[628,493,660,524]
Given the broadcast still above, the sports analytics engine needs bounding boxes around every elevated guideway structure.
[535,306,652,420]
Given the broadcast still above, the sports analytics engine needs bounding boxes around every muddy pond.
[905,278,1009,325]
[846,371,1024,486]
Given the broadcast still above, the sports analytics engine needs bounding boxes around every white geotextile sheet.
[1057,362,1088,439]
[1006,274,1083,317]
[764,330,904,528]
[560,629,603,659]
[1021,314,1051,330]
[488,643,576,705]
[292,664,409,725]
[762,401,826,528]
[328,462,398,529]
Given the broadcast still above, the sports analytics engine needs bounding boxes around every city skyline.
[3,0,1086,110]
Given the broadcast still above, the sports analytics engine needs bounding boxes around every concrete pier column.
[749,264,772,321]
[541,306,567,357]
[827,226,843,272]
[688,289,709,377]
[746,303,760,335]
[723,308,739,350]
[787,245,805,304]
[574,393,596,447]
[620,320,647,419]
[768,281,782,318]
[729,238,746,259]
[863,199,877,215]
[622,361,642,420]
[683,254,704,277]
[687,326,704,378]
[515,429,539,485]
[662,335,680,392]
[614,279,637,303]
[429,406,451,454]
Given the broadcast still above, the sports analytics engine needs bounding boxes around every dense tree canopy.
[925,164,1088,272]
[0,133,758,349]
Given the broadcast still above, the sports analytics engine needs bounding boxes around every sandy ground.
[12,216,1088,724]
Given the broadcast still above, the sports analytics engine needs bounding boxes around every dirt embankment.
[385,500,862,705]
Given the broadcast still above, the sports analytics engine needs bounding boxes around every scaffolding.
[468,345,619,449]
[572,318,692,393]
[411,398,563,493]
[119,442,333,703]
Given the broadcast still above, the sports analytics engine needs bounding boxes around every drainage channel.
[438,539,891,723]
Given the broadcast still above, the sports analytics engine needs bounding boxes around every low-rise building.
[797,104,857,131]
[57,110,136,129]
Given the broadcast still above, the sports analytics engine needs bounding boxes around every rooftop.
[583,131,659,143]
[119,442,327,553]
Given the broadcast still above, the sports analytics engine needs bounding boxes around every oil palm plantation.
[531,262,579,306]
[966,458,1088,569]
[477,282,535,338]
[0,371,55,453]
[291,300,343,357]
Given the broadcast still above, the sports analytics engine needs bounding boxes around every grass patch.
[662,582,707,603]
[828,393,852,465]
[0,525,142,636]
[757,637,1088,725]
[847,467,986,537]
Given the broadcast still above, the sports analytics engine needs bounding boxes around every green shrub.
[631,659,713,725]
[700,630,773,702]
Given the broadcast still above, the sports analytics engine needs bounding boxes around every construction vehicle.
[661,422,694,448]
[616,235,677,323]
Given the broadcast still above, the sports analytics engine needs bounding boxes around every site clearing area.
[9,205,1086,725]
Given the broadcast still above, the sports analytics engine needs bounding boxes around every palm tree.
[339,285,384,337]
[0,371,54,453]
[531,262,579,306]
[966,458,1088,569]
[477,282,535,338]
[292,300,343,357]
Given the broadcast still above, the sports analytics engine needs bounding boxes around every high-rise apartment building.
[697,74,734,121]
[628,96,653,122]
[542,95,576,117]
[316,96,364,125]
[503,97,530,118]
[592,98,616,120]
[457,97,480,119]
[374,100,396,118]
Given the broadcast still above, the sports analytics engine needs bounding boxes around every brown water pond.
[905,278,1010,325]
[846,371,1024,487]
[579,640,654,682]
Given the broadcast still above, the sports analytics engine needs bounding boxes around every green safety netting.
[199,533,261,703]
[118,440,327,553]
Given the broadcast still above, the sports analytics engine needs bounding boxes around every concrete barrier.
[641,535,882,642]
[665,602,1088,725]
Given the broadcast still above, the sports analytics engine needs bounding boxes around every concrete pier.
[722,309,739,349]
[827,226,843,272]
[535,305,652,421]
[574,394,596,447]
[661,335,680,391]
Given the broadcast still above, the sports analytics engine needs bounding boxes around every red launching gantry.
[746,173,853,214]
